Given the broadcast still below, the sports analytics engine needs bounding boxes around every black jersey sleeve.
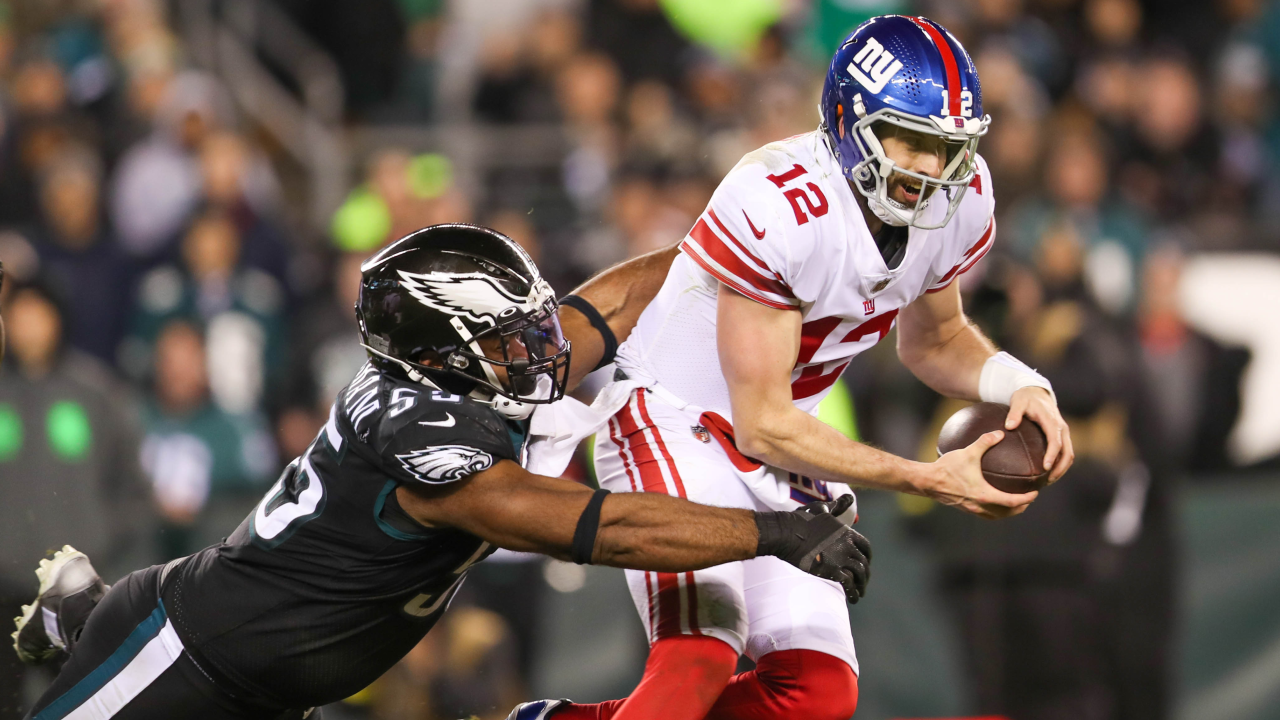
[367,385,518,485]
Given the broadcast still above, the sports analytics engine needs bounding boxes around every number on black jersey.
[250,441,328,549]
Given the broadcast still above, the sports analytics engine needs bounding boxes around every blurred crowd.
[0,0,1276,718]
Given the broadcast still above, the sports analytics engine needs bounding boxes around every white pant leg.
[594,388,756,654]
[740,555,860,675]
[594,387,859,675]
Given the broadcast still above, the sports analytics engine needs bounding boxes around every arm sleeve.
[926,155,998,293]
[374,397,517,486]
[680,166,801,310]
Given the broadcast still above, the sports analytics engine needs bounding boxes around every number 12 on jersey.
[766,164,829,226]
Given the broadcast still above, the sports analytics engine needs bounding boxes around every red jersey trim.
[707,208,772,273]
[688,217,794,298]
[681,240,798,310]
[927,217,995,293]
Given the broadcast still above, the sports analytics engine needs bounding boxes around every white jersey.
[615,130,996,419]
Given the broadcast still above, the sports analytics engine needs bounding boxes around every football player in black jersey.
[13,225,871,720]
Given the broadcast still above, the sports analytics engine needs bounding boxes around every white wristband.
[978,351,1055,405]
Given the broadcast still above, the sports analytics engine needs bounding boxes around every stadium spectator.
[472,10,580,125]
[332,149,472,253]
[108,69,233,258]
[197,130,289,284]
[125,209,286,413]
[584,0,691,87]
[140,319,275,559]
[4,53,92,230]
[277,250,366,459]
[1008,127,1149,314]
[1118,52,1217,223]
[1135,245,1248,473]
[0,279,153,718]
[29,143,133,366]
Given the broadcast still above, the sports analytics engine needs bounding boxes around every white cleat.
[13,545,106,664]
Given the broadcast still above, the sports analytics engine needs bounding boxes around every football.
[936,402,1050,494]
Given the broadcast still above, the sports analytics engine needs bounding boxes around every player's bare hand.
[1005,387,1074,485]
[927,430,1038,519]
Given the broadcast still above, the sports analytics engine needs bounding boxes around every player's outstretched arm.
[395,459,872,601]
[718,283,1035,518]
[557,243,680,391]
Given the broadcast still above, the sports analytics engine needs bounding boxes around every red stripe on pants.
[608,412,656,639]
[617,392,701,638]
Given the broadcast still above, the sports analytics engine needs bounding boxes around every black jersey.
[161,363,527,707]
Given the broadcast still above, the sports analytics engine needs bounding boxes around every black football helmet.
[356,224,570,419]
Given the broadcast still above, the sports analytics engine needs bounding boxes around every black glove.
[754,495,872,604]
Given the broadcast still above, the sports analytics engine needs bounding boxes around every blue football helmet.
[820,15,990,229]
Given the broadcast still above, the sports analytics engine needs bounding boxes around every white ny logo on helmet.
[848,37,902,94]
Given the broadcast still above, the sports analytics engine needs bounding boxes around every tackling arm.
[397,460,756,572]
[718,283,1035,518]
[557,244,680,391]
[395,459,872,602]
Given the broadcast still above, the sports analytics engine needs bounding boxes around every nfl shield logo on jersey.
[691,425,712,443]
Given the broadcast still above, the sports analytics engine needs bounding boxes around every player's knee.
[756,649,859,719]
[648,635,739,688]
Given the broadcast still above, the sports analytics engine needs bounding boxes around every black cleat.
[12,545,106,664]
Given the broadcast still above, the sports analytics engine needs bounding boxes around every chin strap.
[868,194,910,227]
[470,388,536,420]
[361,343,442,389]
[447,316,541,420]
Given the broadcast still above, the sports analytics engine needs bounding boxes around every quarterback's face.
[875,125,948,206]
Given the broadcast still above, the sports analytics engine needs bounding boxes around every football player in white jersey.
[518,15,1074,720]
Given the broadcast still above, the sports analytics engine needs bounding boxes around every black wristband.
[559,294,618,371]
[571,488,612,565]
[753,511,798,560]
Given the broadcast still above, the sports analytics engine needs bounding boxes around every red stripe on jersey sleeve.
[682,240,797,310]
[955,229,996,275]
[928,218,995,292]
[707,208,771,271]
[683,222,797,308]
[688,218,794,298]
